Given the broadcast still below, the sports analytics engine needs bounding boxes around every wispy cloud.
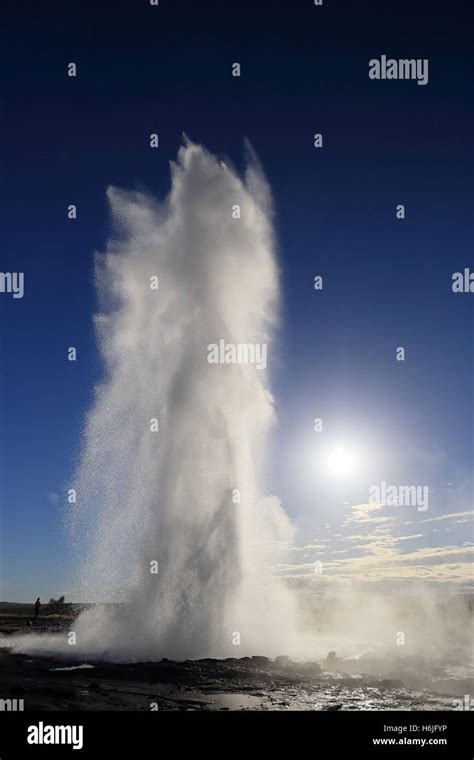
[283,507,474,588]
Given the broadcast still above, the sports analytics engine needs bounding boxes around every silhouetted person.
[34,597,41,623]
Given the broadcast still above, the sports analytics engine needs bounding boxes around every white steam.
[58,137,298,660]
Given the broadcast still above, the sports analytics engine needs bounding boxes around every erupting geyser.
[59,138,298,661]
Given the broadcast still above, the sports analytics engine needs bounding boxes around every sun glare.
[325,447,356,477]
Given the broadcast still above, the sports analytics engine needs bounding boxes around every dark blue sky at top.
[0,0,472,600]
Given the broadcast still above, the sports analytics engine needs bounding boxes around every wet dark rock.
[379,678,404,689]
[9,685,25,696]
[251,656,269,667]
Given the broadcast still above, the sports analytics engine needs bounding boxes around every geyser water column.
[69,138,298,660]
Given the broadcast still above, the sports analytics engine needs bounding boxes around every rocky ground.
[0,612,471,711]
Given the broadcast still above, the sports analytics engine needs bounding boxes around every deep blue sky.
[1,0,472,601]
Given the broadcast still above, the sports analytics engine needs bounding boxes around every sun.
[325,447,356,476]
